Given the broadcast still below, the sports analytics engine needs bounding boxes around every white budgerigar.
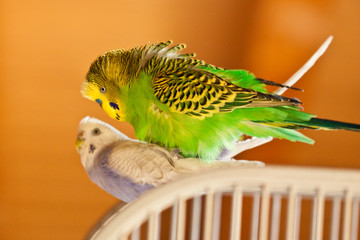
[75,116,264,202]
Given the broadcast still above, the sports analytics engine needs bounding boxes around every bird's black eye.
[100,86,106,93]
[92,128,101,136]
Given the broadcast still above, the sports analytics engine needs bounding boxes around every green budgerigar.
[81,41,360,160]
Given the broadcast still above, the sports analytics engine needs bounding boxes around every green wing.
[153,65,258,118]
[142,44,301,119]
[200,67,303,93]
[199,67,268,93]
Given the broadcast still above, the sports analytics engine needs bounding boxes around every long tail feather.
[256,78,303,91]
[289,118,360,131]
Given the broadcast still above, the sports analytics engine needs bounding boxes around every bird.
[81,40,360,160]
[75,116,264,202]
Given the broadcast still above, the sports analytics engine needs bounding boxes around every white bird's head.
[75,116,129,170]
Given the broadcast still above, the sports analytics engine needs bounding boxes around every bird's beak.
[75,131,85,152]
[75,138,85,152]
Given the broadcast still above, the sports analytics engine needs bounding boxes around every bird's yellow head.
[81,73,126,121]
[82,49,144,121]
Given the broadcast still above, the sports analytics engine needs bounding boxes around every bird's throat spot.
[110,102,119,110]
[89,144,96,154]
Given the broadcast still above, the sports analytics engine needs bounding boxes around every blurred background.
[1,0,359,239]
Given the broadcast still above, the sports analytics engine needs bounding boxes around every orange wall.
[1,0,359,239]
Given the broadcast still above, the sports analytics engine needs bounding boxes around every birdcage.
[85,166,360,240]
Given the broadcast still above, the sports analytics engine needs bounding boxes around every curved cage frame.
[87,166,360,240]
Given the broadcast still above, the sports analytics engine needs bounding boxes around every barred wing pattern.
[144,41,301,119]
